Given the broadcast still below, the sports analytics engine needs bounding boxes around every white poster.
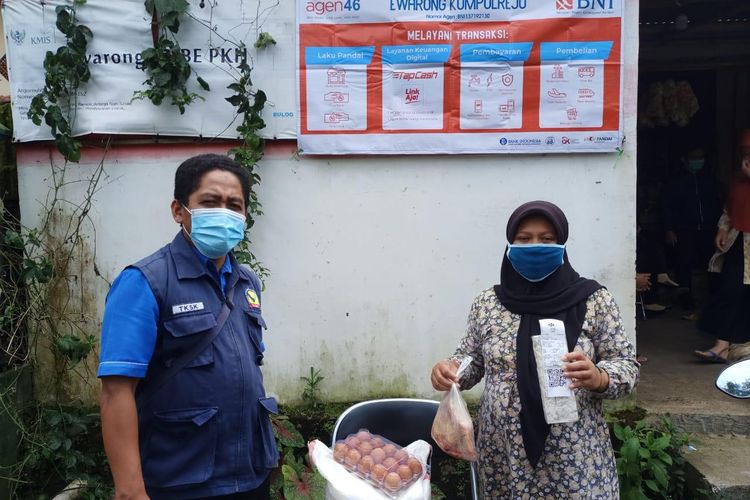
[3,0,296,143]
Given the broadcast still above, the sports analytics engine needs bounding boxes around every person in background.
[695,131,750,362]
[636,224,680,313]
[661,147,723,319]
[431,201,639,498]
[99,154,277,499]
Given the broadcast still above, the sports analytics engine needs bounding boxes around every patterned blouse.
[451,287,639,499]
[708,210,750,284]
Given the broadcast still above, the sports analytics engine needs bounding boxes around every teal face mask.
[506,244,566,282]
[185,207,246,259]
[687,159,705,172]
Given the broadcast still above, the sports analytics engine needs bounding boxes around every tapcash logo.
[393,71,438,81]
[556,0,573,10]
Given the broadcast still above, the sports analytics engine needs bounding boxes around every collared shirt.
[98,248,232,379]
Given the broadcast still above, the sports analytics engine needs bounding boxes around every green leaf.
[272,416,305,448]
[196,76,210,91]
[154,0,189,13]
[225,95,244,106]
[652,461,668,488]
[48,436,62,451]
[651,434,671,451]
[644,479,659,492]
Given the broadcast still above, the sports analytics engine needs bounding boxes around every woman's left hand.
[561,350,607,391]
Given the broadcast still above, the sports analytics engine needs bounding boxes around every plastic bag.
[431,358,477,461]
[309,439,431,500]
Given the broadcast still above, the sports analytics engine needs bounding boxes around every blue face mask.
[506,244,566,282]
[185,207,246,259]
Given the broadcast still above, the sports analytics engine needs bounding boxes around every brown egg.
[345,436,361,447]
[382,443,397,457]
[358,441,374,454]
[334,442,348,454]
[397,464,412,481]
[393,449,408,463]
[371,436,385,448]
[370,447,386,464]
[358,455,374,474]
[407,457,423,476]
[382,457,397,469]
[372,463,388,482]
[333,446,347,462]
[356,430,372,441]
[345,448,361,467]
[384,472,402,491]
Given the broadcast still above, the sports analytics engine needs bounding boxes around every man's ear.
[171,200,184,225]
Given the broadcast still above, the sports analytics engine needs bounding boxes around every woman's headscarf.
[494,201,603,468]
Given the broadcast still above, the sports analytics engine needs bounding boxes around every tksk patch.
[245,289,260,309]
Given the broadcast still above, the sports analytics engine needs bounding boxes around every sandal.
[693,349,728,363]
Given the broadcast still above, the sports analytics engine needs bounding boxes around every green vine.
[226,43,270,282]
[134,0,209,114]
[27,1,92,162]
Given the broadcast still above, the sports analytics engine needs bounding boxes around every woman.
[695,131,750,362]
[431,200,639,498]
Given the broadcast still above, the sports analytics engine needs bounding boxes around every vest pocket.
[244,311,267,365]
[256,397,280,469]
[163,311,217,367]
[143,406,219,488]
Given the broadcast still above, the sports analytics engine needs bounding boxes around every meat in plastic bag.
[431,358,477,461]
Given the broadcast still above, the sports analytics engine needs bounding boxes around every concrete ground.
[635,297,750,498]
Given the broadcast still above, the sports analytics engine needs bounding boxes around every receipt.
[539,319,574,398]
[533,319,578,424]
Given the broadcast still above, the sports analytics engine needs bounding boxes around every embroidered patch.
[245,289,260,309]
[171,302,204,315]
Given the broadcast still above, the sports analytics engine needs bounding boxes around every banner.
[297,0,624,154]
[3,0,296,143]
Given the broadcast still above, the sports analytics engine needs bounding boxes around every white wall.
[16,3,639,404]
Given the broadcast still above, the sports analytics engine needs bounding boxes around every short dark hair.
[174,154,251,207]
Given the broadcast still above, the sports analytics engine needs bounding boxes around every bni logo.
[556,0,573,10]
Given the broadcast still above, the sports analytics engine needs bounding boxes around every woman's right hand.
[431,359,459,391]
[715,228,728,252]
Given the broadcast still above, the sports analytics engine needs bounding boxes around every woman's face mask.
[506,244,566,282]
[184,206,246,259]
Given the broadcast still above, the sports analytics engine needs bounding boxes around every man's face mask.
[184,206,246,259]
[686,158,705,173]
[506,244,566,282]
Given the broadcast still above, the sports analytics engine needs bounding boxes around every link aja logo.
[556,0,614,11]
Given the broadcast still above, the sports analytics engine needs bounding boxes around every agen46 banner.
[297,0,625,154]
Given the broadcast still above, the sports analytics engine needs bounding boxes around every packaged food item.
[331,428,426,498]
[431,357,478,461]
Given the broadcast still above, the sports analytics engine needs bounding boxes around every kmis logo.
[556,0,573,11]
[245,289,260,309]
[10,29,26,45]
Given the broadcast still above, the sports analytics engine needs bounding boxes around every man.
[661,147,722,317]
[99,154,277,499]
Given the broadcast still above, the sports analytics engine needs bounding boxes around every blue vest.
[132,233,278,499]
